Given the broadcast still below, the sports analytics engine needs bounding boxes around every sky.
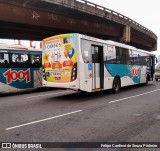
[87,0,159,56]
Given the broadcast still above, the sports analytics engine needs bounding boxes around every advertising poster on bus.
[42,34,77,83]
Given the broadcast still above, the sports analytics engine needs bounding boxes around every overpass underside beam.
[0,2,121,40]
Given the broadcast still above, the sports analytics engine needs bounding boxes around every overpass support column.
[121,25,131,43]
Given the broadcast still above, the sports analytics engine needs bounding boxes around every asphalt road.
[1,81,160,151]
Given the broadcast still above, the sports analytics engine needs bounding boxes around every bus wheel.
[112,77,121,93]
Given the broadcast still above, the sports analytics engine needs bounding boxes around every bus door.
[151,56,155,80]
[146,56,155,81]
[91,45,104,90]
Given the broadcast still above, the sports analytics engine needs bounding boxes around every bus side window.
[11,53,30,67]
[116,47,123,64]
[0,53,4,60]
[141,52,148,66]
[21,54,30,67]
[130,50,136,65]
[104,45,116,64]
[81,39,92,63]
[0,52,10,68]
[92,46,99,63]
[116,47,129,64]
[11,54,18,67]
[125,49,130,64]
[30,54,42,67]
[129,50,134,65]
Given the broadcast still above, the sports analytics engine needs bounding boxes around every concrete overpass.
[0,0,157,51]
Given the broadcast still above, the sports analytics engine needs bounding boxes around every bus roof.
[43,33,154,55]
[81,34,154,55]
[106,40,154,55]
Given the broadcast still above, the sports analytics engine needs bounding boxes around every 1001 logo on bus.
[132,67,140,77]
[3,69,31,84]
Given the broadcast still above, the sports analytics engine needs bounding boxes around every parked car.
[155,69,160,81]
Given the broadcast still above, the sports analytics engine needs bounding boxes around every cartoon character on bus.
[51,50,61,63]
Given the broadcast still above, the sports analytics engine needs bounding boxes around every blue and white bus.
[0,44,42,93]
[42,33,155,93]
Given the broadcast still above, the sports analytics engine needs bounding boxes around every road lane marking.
[109,89,160,104]
[27,90,74,99]
[6,110,82,130]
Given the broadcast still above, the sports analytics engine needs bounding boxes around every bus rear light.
[71,63,77,82]
[42,65,47,81]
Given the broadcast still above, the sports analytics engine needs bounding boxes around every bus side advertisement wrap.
[105,64,144,84]
[0,68,41,90]
[43,34,77,83]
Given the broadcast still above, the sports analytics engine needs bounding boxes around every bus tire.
[112,77,121,93]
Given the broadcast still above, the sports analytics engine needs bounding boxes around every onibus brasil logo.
[3,69,31,84]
